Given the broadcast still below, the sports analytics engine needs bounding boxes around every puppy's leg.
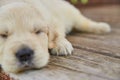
[58,0,111,34]
[50,37,73,56]
[74,12,111,34]
[49,24,73,56]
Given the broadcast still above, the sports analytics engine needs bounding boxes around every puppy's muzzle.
[16,47,34,63]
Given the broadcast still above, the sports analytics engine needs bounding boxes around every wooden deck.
[2,5,120,80]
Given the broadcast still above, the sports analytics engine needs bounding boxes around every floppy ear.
[47,26,58,49]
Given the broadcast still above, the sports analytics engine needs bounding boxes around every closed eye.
[0,34,8,39]
[35,30,42,35]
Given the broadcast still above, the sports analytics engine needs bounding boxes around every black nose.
[16,47,34,62]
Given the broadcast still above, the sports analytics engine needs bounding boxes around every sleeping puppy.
[0,0,111,73]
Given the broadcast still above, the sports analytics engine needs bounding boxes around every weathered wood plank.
[50,49,120,80]
[10,64,109,80]
[73,49,120,79]
[68,36,120,58]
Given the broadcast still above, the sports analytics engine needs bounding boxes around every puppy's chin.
[3,61,49,73]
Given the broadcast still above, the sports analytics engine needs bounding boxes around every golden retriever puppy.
[0,0,111,73]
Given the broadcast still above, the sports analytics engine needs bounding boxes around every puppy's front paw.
[50,38,73,56]
[94,22,111,34]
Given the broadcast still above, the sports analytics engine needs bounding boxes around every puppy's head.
[0,3,49,73]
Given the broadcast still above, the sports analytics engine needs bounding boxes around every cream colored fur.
[0,0,111,73]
